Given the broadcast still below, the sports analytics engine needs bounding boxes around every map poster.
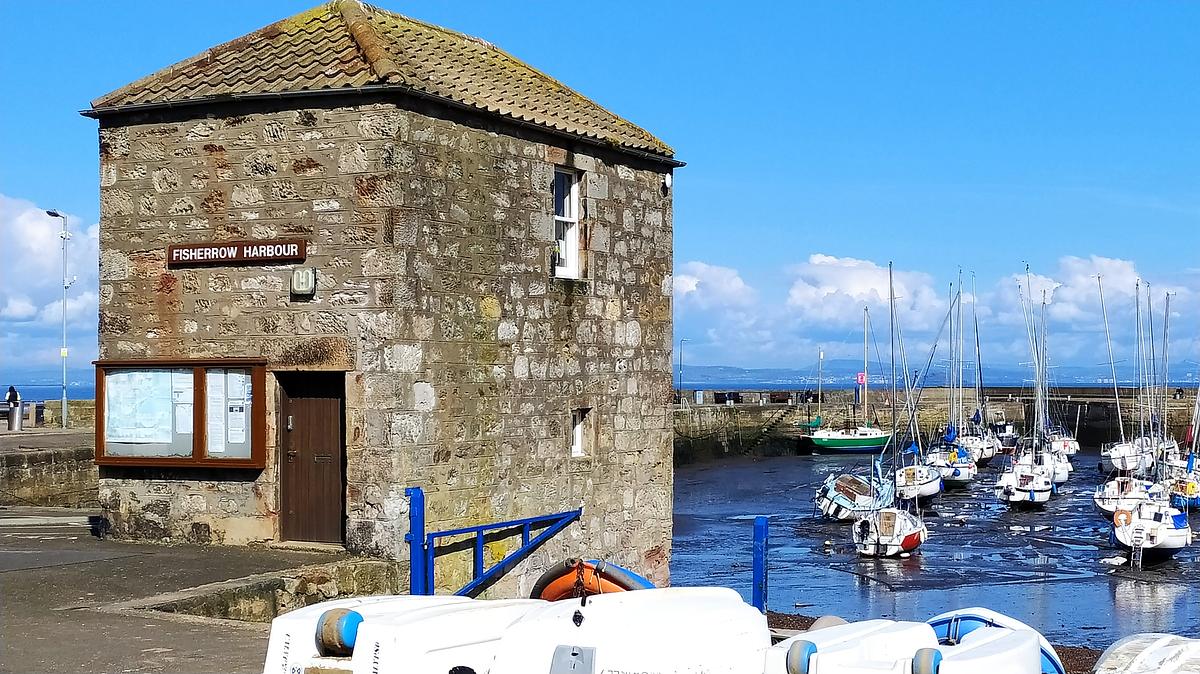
[104,370,173,444]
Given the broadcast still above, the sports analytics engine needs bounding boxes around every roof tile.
[90,0,673,159]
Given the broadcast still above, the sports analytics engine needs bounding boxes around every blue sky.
[1,1,1198,386]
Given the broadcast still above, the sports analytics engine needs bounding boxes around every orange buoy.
[530,558,654,601]
[1113,509,1133,527]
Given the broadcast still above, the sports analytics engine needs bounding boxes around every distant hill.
[680,361,1199,390]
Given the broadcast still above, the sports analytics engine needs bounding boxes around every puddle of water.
[671,451,1200,648]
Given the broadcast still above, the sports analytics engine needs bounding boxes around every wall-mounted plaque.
[167,239,306,267]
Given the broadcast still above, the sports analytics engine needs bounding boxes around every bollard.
[405,486,428,595]
[752,515,768,613]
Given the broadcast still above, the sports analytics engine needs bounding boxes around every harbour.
[673,451,1200,650]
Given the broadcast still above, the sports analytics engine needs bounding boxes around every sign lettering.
[167,239,306,268]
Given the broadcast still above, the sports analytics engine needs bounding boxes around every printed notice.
[175,403,193,434]
[206,370,226,454]
[227,370,250,402]
[171,370,193,403]
[228,404,247,444]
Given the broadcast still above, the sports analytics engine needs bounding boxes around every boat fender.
[912,648,942,674]
[784,639,817,674]
[315,608,363,657]
[1113,509,1133,527]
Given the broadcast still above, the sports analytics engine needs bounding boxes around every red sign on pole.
[856,372,866,385]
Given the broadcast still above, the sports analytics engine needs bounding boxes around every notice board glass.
[95,359,266,468]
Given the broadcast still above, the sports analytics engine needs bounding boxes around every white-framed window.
[553,168,581,279]
[570,407,591,458]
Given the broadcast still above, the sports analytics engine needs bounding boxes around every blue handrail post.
[405,486,428,595]
[752,515,768,613]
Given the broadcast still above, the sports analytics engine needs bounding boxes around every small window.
[570,407,591,458]
[553,169,581,279]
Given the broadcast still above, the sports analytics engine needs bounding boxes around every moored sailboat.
[808,307,892,454]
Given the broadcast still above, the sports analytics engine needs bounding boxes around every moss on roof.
[90,0,674,159]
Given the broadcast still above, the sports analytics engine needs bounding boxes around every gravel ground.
[767,612,1102,674]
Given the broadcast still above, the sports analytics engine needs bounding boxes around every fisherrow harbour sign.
[167,239,306,267]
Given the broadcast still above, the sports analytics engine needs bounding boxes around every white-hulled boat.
[852,507,927,557]
[1047,426,1080,457]
[1093,476,1165,516]
[925,443,977,489]
[1034,449,1070,486]
[896,460,943,502]
[1111,500,1193,563]
[815,472,895,521]
[995,456,1053,507]
[1101,437,1157,474]
[958,429,1000,466]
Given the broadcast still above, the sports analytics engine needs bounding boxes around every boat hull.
[808,433,892,453]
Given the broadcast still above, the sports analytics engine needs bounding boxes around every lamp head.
[46,209,63,218]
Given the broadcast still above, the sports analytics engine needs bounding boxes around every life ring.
[529,558,654,601]
[1113,509,1133,527]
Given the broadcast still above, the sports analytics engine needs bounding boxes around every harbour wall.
[673,387,1197,465]
[0,445,98,507]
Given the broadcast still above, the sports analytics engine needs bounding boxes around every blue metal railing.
[404,486,582,597]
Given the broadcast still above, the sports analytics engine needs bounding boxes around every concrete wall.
[673,405,796,465]
[94,94,675,591]
[1,446,98,507]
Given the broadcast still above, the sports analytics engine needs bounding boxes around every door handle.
[286,450,298,462]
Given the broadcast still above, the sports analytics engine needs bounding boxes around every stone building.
[85,0,679,592]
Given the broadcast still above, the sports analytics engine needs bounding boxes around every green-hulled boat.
[805,308,892,454]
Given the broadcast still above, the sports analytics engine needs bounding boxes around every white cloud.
[675,252,1200,371]
[785,254,946,331]
[0,195,99,377]
[0,296,37,320]
[674,261,756,309]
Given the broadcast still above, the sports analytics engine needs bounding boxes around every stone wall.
[41,400,97,429]
[94,93,674,591]
[0,446,98,507]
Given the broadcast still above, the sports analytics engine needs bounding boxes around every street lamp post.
[45,210,74,429]
[677,338,690,401]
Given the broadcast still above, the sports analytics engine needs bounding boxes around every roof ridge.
[335,0,402,84]
[357,4,674,156]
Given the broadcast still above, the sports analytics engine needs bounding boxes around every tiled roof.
[89,0,675,160]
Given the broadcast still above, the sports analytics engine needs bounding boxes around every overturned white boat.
[264,586,1065,674]
[815,472,895,521]
[770,605,1064,674]
[1095,633,1200,674]
[852,507,927,558]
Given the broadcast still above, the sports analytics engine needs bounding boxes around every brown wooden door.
[279,372,344,543]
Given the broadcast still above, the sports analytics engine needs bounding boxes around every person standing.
[5,386,19,408]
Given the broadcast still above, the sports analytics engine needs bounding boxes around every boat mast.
[1135,280,1144,439]
[889,263,898,468]
[957,270,965,432]
[863,305,869,427]
[971,273,986,427]
[1098,274,1125,442]
[1161,292,1171,439]
[817,347,823,421]
[1147,284,1158,439]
